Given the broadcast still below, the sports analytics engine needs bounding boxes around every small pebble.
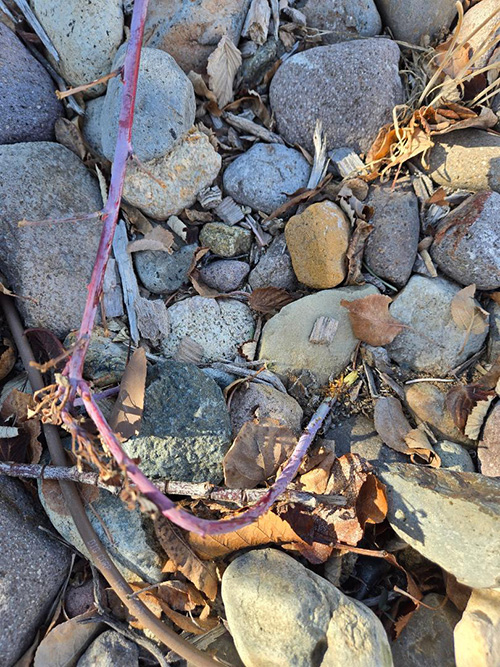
[199,223,252,257]
[134,244,197,294]
[199,260,250,292]
[478,403,500,477]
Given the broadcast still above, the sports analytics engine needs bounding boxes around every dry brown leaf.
[206,35,242,108]
[434,38,473,78]
[432,106,498,134]
[341,294,404,346]
[446,383,496,435]
[223,418,297,488]
[451,284,489,334]
[187,247,220,298]
[404,427,441,467]
[108,347,146,441]
[159,599,219,635]
[1,389,42,464]
[345,220,374,285]
[187,71,218,103]
[55,117,87,160]
[154,580,204,612]
[0,338,16,381]
[33,610,102,667]
[241,0,271,45]
[127,583,163,629]
[248,286,296,314]
[373,396,412,454]
[154,517,219,600]
[127,225,174,254]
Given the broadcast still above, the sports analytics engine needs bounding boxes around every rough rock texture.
[405,383,475,447]
[199,260,250,292]
[144,0,251,72]
[162,296,255,363]
[434,440,475,473]
[479,402,500,477]
[230,383,303,436]
[321,415,407,466]
[222,549,393,667]
[0,142,103,337]
[82,96,105,155]
[454,0,500,69]
[270,39,403,153]
[248,234,297,291]
[134,244,197,294]
[454,588,500,667]
[364,183,420,287]
[285,202,350,289]
[102,46,195,162]
[487,302,500,364]
[0,478,71,666]
[259,285,378,385]
[123,129,221,219]
[223,143,310,214]
[430,191,500,290]
[77,630,139,667]
[0,23,63,143]
[378,463,500,589]
[387,276,488,375]
[32,0,123,96]
[125,361,232,483]
[39,481,165,584]
[299,0,381,43]
[391,594,460,667]
[199,223,252,257]
[64,326,127,387]
[375,0,458,44]
[429,130,500,192]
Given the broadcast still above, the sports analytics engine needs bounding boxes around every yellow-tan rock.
[285,201,350,289]
[454,588,500,667]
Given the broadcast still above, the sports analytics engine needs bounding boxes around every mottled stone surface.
[248,234,297,291]
[479,402,500,478]
[270,39,403,153]
[0,23,63,144]
[134,244,197,294]
[375,0,458,44]
[199,260,250,292]
[199,223,252,257]
[299,0,381,43]
[64,326,128,387]
[230,383,303,436]
[77,630,139,667]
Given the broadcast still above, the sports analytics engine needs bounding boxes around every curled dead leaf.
[451,284,489,335]
[341,294,404,346]
[127,225,174,254]
[446,383,496,437]
[248,286,296,314]
[0,338,16,381]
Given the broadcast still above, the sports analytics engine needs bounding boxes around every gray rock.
[222,548,393,667]
[391,593,460,667]
[454,0,500,69]
[201,366,237,389]
[364,182,420,287]
[479,402,500,478]
[39,481,165,584]
[230,383,303,436]
[124,360,232,483]
[434,440,475,472]
[199,260,250,292]
[134,244,197,294]
[101,46,195,161]
[199,223,252,257]
[270,39,403,154]
[429,130,500,192]
[0,23,63,144]
[239,37,285,88]
[387,276,488,375]
[430,191,500,290]
[32,0,123,96]
[162,296,255,362]
[405,383,475,447]
[0,142,103,337]
[77,630,139,667]
[144,0,251,73]
[299,0,381,43]
[259,285,379,385]
[0,478,71,666]
[321,414,407,466]
[454,588,500,667]
[378,463,500,588]
[248,234,297,291]
[122,129,221,219]
[223,143,311,214]
[487,302,500,364]
[82,96,105,155]
[375,0,458,44]
[64,326,128,387]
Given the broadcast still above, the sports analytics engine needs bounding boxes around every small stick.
[13,0,60,62]
[56,68,121,99]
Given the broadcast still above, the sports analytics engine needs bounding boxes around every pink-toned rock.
[479,402,500,477]
[285,201,350,289]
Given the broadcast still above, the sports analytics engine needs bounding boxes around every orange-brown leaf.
[248,286,296,314]
[341,294,404,346]
[0,338,16,381]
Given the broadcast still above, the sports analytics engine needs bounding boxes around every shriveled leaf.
[0,338,16,381]
[356,474,388,525]
[127,583,162,629]
[434,38,473,78]
[451,284,489,334]
[134,295,170,347]
[432,106,498,135]
[241,0,271,45]
[154,517,218,600]
[33,610,102,667]
[127,225,174,254]
[345,220,373,285]
[54,117,86,160]
[159,599,219,635]
[298,447,336,494]
[154,580,204,612]
[248,286,295,314]
[341,294,404,346]
[238,339,257,362]
[108,347,146,441]
[206,35,242,108]
[223,418,297,488]
[188,247,220,298]
[446,383,496,435]
[404,427,441,467]
[187,71,217,103]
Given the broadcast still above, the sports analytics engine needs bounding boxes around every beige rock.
[454,588,500,667]
[122,129,221,220]
[229,383,303,437]
[454,0,500,69]
[405,383,475,447]
[285,201,350,289]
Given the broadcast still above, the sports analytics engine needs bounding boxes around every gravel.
[199,260,250,292]
[199,223,252,257]
[248,234,297,291]
[134,244,197,294]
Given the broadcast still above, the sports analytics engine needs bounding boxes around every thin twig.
[13,0,60,62]
[56,68,121,99]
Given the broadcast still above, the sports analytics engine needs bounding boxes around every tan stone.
[454,589,500,667]
[285,201,350,289]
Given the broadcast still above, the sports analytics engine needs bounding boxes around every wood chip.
[215,197,245,225]
[309,316,339,345]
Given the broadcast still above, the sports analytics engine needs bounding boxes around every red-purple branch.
[56,0,335,536]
